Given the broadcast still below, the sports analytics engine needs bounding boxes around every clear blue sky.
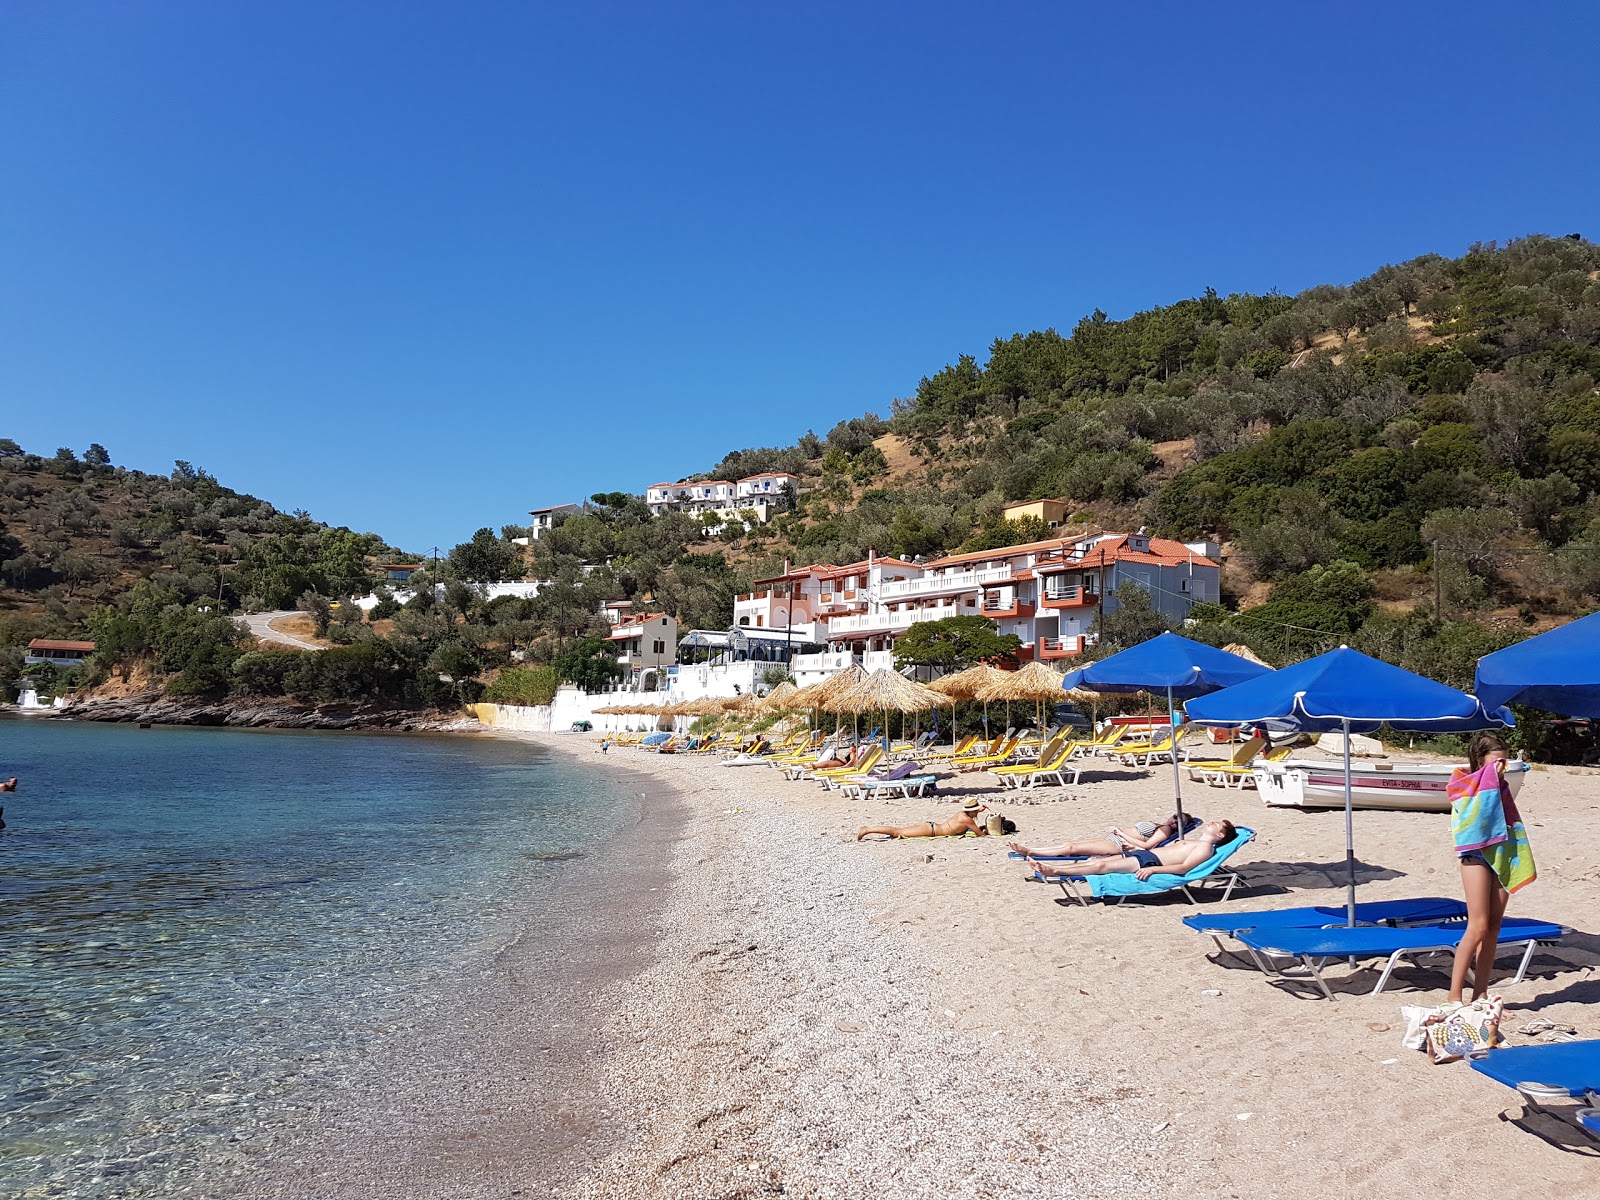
[4,2,1597,554]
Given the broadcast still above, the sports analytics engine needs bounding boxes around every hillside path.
[244,611,325,651]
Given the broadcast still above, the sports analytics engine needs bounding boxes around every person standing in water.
[1446,733,1536,1004]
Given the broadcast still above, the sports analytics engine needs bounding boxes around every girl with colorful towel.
[1446,733,1537,1004]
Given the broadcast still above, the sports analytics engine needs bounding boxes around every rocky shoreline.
[55,692,474,732]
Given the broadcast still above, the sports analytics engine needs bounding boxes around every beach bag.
[986,814,1018,837]
[1423,997,1503,1064]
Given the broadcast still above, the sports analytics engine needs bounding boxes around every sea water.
[0,717,638,1199]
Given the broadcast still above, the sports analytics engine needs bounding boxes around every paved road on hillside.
[243,610,325,651]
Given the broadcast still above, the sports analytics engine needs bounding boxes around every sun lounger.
[822,759,919,791]
[921,734,980,762]
[1233,916,1566,1000]
[836,774,939,800]
[1197,744,1294,789]
[991,740,1083,791]
[1470,1040,1600,1133]
[1182,896,1469,955]
[1115,731,1178,767]
[799,745,885,782]
[1081,726,1127,757]
[1184,736,1265,779]
[951,737,1019,770]
[1042,828,1257,906]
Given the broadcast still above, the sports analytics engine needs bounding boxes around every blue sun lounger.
[1046,828,1256,906]
[1469,1040,1600,1133]
[1234,915,1566,1000]
[1182,896,1469,954]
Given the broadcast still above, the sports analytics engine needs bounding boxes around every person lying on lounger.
[813,744,870,771]
[1007,812,1202,860]
[857,799,988,841]
[1023,820,1236,881]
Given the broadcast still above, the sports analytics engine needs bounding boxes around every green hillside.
[6,234,1598,738]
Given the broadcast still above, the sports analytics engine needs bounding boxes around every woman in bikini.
[857,799,988,841]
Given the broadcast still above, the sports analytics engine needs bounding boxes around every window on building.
[1180,578,1191,593]
[653,639,665,654]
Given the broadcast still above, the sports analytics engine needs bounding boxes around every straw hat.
[961,798,987,813]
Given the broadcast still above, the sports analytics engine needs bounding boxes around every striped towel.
[1448,761,1537,894]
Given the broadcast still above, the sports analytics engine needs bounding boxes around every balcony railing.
[1042,585,1099,607]
[862,649,899,672]
[880,564,1013,600]
[1039,635,1086,657]
[828,603,964,635]
[792,650,860,673]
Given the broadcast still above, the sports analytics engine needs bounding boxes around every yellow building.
[1001,498,1070,528]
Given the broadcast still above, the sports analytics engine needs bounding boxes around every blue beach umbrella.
[1475,610,1600,718]
[1184,646,1513,925]
[1060,632,1274,834]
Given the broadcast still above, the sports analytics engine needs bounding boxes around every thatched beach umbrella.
[1223,643,1270,668]
[929,663,1007,745]
[828,668,943,754]
[760,680,802,712]
[805,663,868,742]
[978,660,1069,744]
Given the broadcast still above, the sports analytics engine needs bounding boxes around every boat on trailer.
[1254,757,1529,813]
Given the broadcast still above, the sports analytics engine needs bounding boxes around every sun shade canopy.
[1474,611,1600,718]
[1184,646,1512,733]
[1058,631,1272,700]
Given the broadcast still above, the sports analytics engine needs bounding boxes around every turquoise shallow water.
[0,718,637,1199]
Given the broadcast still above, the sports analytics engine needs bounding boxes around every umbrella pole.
[1168,685,1186,835]
[1343,717,1357,928]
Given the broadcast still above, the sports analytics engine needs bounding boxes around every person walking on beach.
[1023,820,1235,881]
[1446,733,1536,1004]
[1007,811,1201,860]
[858,799,988,841]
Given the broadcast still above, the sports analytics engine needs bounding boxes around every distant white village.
[378,475,1222,723]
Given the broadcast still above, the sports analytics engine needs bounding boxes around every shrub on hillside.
[483,666,560,707]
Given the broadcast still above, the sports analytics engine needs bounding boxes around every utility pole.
[1433,540,1442,623]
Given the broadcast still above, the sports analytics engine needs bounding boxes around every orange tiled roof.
[816,556,918,579]
[28,638,95,652]
[923,537,1077,569]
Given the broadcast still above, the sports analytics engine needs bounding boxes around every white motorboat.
[1254,757,1529,813]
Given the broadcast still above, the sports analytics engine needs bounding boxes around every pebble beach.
[254,730,1600,1198]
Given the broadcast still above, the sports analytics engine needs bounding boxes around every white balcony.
[862,649,901,673]
[828,602,965,636]
[792,650,860,674]
[880,564,1013,601]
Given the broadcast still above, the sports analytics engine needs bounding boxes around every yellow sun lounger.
[921,734,980,762]
[802,744,885,781]
[1183,736,1266,778]
[951,737,1020,769]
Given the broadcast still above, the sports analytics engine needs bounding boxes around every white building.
[527,503,580,540]
[645,474,793,526]
[792,534,1221,671]
[734,472,798,504]
[606,611,679,687]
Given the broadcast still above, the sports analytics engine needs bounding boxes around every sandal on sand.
[1515,1019,1578,1040]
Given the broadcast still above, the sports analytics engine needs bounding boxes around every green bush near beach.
[483,666,560,707]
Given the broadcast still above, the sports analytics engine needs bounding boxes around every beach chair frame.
[1238,922,1564,1001]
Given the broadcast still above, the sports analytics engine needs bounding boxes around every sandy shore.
[511,732,1600,1199]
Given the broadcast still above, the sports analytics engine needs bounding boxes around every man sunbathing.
[1007,812,1202,860]
[858,798,987,841]
[1024,819,1236,881]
